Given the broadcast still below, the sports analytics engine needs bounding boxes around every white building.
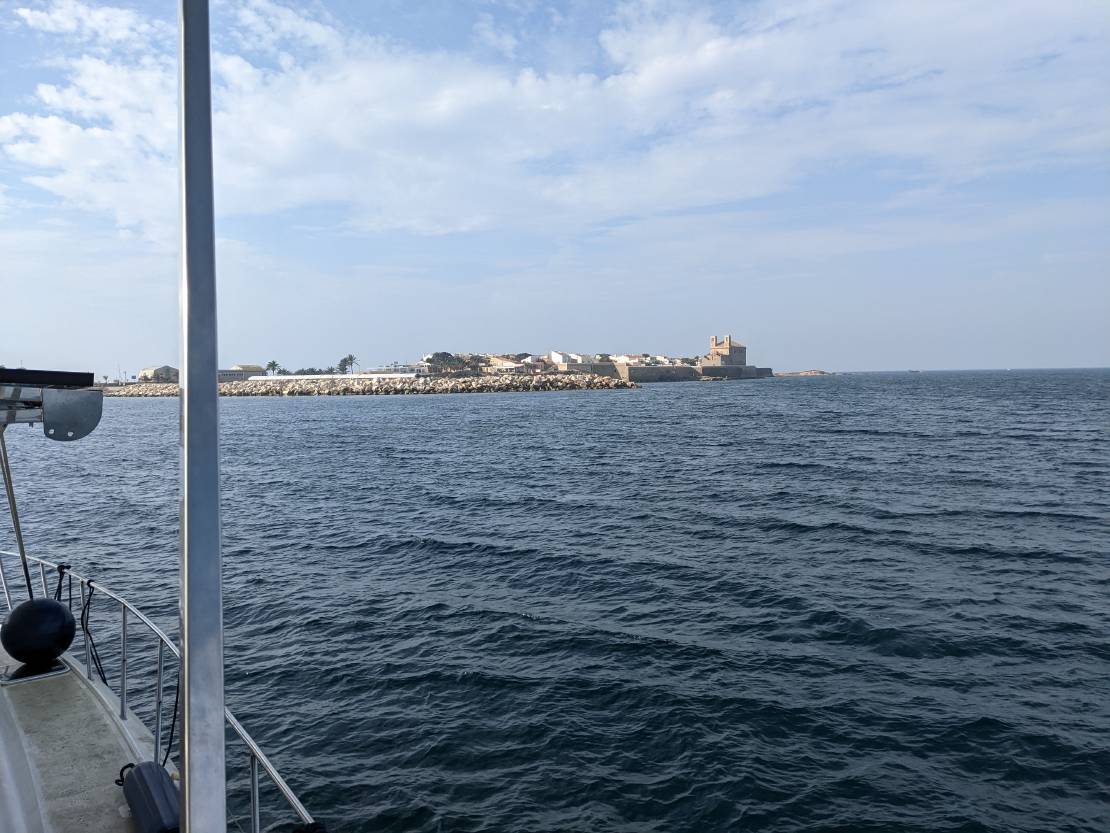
[484,356,527,373]
[218,363,265,382]
[138,365,179,383]
[550,351,595,365]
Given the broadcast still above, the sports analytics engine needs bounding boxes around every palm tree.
[265,360,279,376]
[343,354,357,375]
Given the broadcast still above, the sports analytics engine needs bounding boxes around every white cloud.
[0,46,177,242]
[231,0,344,57]
[1,0,1108,245]
[15,0,170,49]
[474,13,519,59]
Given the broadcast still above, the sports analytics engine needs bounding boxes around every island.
[101,333,779,396]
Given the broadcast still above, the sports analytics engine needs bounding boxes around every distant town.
[126,335,774,386]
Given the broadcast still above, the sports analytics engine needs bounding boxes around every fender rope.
[79,580,108,685]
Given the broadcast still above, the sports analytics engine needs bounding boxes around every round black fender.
[1,597,77,667]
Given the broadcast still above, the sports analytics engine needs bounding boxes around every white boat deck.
[0,644,163,833]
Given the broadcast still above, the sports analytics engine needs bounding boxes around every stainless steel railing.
[0,548,314,830]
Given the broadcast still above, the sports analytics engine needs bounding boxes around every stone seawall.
[103,373,636,397]
[619,365,700,383]
[699,365,773,379]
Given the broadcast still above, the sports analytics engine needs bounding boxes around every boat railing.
[0,548,313,832]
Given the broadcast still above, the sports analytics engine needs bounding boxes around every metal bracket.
[41,387,103,441]
[0,384,103,442]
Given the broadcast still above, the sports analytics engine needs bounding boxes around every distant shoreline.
[773,369,834,377]
[103,374,637,397]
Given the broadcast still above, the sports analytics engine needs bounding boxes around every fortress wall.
[698,365,773,379]
[618,365,701,383]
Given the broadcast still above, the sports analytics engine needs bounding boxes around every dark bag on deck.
[121,760,180,833]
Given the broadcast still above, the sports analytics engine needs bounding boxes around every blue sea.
[2,370,1108,832]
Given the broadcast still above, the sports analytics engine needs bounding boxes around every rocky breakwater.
[104,373,637,397]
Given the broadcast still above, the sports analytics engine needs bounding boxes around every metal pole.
[154,641,165,760]
[0,426,34,599]
[119,605,128,719]
[178,2,226,831]
[0,548,11,611]
[249,754,260,833]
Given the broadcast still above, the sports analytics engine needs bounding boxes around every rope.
[53,563,70,602]
[162,670,180,768]
[71,571,180,770]
[79,580,108,685]
[114,762,135,786]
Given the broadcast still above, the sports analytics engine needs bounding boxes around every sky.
[0,0,1107,375]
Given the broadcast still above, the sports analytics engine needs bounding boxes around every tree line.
[265,354,358,376]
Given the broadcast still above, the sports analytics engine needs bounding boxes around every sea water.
[3,369,1107,832]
